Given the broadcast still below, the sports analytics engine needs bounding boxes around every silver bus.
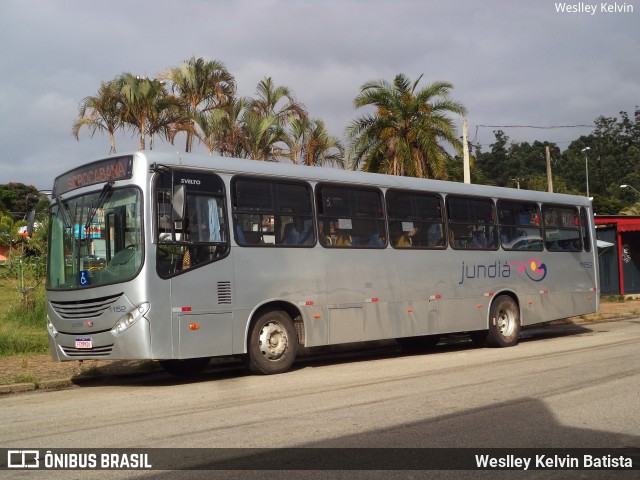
[46,151,598,375]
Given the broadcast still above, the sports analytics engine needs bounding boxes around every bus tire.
[486,295,520,347]
[159,357,210,377]
[247,310,298,375]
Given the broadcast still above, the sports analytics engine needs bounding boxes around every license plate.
[75,338,93,349]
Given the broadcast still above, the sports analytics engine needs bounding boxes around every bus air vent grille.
[217,282,232,304]
[50,293,122,319]
[61,344,114,357]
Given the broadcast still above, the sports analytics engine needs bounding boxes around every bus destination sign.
[53,156,134,198]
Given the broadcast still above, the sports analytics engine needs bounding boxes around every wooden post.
[463,118,470,184]
[546,145,553,193]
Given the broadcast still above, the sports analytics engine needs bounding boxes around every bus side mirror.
[26,210,36,238]
[172,185,186,222]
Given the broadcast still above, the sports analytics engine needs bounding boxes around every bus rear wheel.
[159,357,210,377]
[486,295,520,347]
[247,310,298,375]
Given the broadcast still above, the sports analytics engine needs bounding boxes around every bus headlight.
[47,316,58,338]
[111,303,150,336]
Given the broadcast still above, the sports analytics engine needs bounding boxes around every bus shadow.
[519,323,594,342]
[71,323,595,388]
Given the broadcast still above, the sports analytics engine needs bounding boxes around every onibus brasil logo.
[459,258,548,284]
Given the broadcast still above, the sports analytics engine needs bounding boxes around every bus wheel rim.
[258,321,288,360]
[497,309,516,337]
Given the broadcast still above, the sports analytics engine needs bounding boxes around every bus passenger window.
[542,204,582,252]
[446,196,498,251]
[387,190,445,249]
[316,185,385,248]
[498,200,542,251]
[232,177,315,247]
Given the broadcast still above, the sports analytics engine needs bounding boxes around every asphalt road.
[1,319,639,479]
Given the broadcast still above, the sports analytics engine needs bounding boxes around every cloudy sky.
[1,0,638,191]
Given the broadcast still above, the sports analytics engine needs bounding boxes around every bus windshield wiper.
[57,194,73,230]
[85,182,113,230]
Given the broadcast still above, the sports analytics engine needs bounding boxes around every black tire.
[247,310,298,375]
[486,295,520,347]
[159,357,210,377]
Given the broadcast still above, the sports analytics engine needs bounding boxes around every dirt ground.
[1,299,638,386]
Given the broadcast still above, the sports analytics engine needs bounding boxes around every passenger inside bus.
[368,232,385,247]
[321,222,352,246]
[282,217,314,245]
[395,227,416,248]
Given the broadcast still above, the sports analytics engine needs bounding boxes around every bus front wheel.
[486,295,520,347]
[247,310,298,375]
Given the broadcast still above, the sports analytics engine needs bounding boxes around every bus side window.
[542,204,582,252]
[233,177,314,247]
[155,171,229,278]
[386,190,445,250]
[317,185,385,249]
[447,196,497,251]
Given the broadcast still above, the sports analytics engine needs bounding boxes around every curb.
[0,370,158,395]
[0,376,100,395]
[0,382,36,394]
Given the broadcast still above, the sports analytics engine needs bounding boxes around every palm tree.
[146,95,189,150]
[248,77,308,161]
[347,73,466,179]
[118,73,173,150]
[286,118,344,167]
[197,96,250,157]
[242,111,284,161]
[160,56,236,152]
[72,81,123,154]
[249,77,307,125]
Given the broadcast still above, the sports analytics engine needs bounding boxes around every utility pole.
[546,145,553,193]
[463,118,470,184]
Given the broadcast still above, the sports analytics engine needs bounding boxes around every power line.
[476,124,593,129]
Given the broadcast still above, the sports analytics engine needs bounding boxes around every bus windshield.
[47,186,143,290]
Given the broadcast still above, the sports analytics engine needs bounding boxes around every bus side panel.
[167,256,235,359]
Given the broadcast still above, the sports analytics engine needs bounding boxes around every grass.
[5,372,40,385]
[0,276,49,357]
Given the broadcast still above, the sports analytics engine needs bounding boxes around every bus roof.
[85,150,592,206]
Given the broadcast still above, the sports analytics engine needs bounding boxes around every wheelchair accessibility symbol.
[79,270,90,286]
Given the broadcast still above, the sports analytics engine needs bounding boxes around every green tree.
[247,77,308,161]
[118,74,176,150]
[72,81,123,154]
[0,212,21,248]
[0,184,43,221]
[475,132,563,191]
[197,96,250,157]
[286,118,344,167]
[347,73,466,178]
[249,77,307,126]
[242,111,284,161]
[474,130,509,185]
[161,56,236,152]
